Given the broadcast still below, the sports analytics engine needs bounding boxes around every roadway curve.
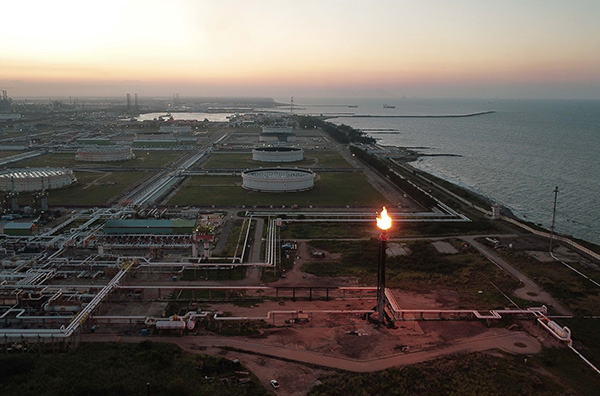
[461,236,572,316]
[83,329,539,373]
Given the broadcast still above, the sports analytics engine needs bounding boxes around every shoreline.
[393,147,600,254]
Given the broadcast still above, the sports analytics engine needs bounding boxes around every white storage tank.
[155,320,186,330]
[0,168,76,192]
[242,167,315,192]
[259,126,296,143]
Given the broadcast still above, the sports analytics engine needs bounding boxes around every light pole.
[550,186,559,253]
[376,207,392,325]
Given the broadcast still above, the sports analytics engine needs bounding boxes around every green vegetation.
[351,146,437,209]
[204,151,353,169]
[0,150,21,159]
[531,347,600,396]
[303,239,525,308]
[15,151,184,169]
[296,115,375,144]
[306,151,355,168]
[560,318,600,366]
[280,220,502,239]
[309,352,573,396]
[12,152,80,168]
[181,267,247,281]
[219,219,246,257]
[169,173,389,207]
[129,151,187,168]
[493,248,600,316]
[281,222,373,239]
[53,171,150,206]
[0,342,268,396]
[16,171,151,207]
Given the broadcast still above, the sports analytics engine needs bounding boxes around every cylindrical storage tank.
[547,321,571,339]
[242,168,315,192]
[155,320,186,330]
[252,147,304,162]
[0,168,77,192]
[75,145,135,162]
[259,126,296,143]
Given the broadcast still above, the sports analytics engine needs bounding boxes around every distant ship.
[348,105,359,108]
[383,104,396,109]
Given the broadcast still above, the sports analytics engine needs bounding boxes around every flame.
[376,207,392,230]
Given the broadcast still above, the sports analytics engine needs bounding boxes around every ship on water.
[383,104,395,109]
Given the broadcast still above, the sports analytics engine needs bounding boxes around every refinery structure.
[75,145,135,162]
[0,94,598,392]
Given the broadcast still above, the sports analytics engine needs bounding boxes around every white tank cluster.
[0,168,76,192]
[75,145,135,162]
[252,147,304,162]
[242,167,315,192]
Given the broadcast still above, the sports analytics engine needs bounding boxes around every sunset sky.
[2,0,600,99]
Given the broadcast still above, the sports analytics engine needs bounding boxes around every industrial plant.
[0,94,598,394]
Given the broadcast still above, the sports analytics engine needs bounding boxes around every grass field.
[309,352,575,396]
[218,219,254,259]
[281,222,373,239]
[303,239,526,308]
[280,220,503,239]
[0,342,268,396]
[492,248,600,316]
[17,171,152,206]
[0,150,22,159]
[14,151,185,169]
[203,151,353,169]
[169,173,389,207]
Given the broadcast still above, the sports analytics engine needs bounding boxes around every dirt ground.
[203,289,495,362]
[91,239,552,396]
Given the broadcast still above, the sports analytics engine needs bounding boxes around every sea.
[279,97,600,246]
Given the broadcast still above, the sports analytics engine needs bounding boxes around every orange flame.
[376,207,392,230]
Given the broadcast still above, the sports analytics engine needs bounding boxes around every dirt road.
[83,329,540,373]
[462,236,572,315]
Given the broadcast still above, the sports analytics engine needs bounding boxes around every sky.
[2,0,600,99]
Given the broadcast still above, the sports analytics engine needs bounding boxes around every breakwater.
[351,111,495,118]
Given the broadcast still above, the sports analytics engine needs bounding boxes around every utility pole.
[550,186,559,252]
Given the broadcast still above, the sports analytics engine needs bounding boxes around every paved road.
[461,236,572,315]
[245,217,265,283]
[82,330,540,373]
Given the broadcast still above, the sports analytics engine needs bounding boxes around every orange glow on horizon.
[2,1,599,98]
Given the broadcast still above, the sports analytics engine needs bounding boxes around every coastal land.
[1,100,599,396]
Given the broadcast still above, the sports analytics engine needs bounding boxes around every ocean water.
[282,98,600,245]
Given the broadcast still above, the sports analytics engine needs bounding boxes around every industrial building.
[103,219,197,235]
[159,125,192,134]
[0,168,76,192]
[1,221,35,236]
[75,145,135,162]
[252,147,304,162]
[242,167,315,192]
